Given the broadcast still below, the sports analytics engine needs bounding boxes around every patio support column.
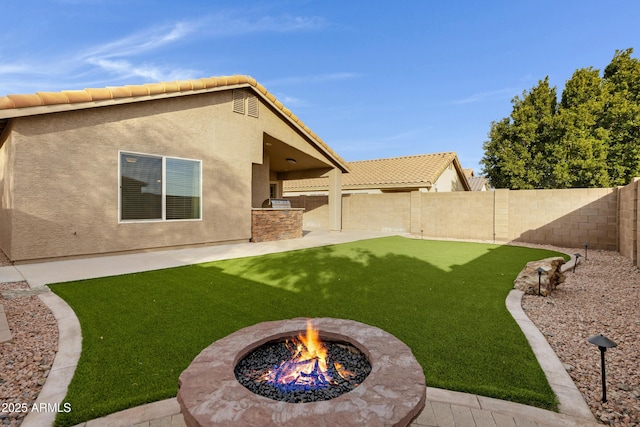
[328,168,342,233]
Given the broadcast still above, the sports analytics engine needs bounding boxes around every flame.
[259,319,354,389]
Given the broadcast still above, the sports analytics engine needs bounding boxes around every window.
[120,152,201,221]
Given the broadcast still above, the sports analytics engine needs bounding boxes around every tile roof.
[467,175,490,191]
[284,152,470,191]
[0,75,347,171]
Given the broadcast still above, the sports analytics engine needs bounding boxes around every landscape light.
[536,267,547,296]
[587,334,617,403]
[573,253,582,273]
[584,242,589,261]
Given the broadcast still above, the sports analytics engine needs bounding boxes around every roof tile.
[188,79,205,90]
[143,83,165,95]
[124,85,149,97]
[176,80,195,91]
[7,94,44,108]
[0,97,15,109]
[107,86,133,99]
[255,83,268,95]
[85,88,112,101]
[62,90,93,103]
[161,81,180,93]
[36,92,69,105]
[200,77,218,88]
[285,152,463,191]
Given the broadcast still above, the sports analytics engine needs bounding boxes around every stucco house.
[0,75,348,263]
[462,169,491,191]
[283,152,470,196]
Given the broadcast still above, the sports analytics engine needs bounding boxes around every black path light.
[587,334,617,403]
[536,267,547,296]
[584,242,589,261]
[573,253,582,273]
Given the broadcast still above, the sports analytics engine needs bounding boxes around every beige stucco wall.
[0,131,14,255]
[252,151,271,208]
[432,164,467,192]
[2,90,338,262]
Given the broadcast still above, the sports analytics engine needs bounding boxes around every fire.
[259,319,354,390]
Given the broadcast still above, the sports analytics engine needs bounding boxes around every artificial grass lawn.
[49,236,568,426]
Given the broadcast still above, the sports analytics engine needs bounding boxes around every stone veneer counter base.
[178,317,426,427]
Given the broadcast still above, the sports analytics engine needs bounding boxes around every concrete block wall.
[342,193,410,232]
[507,188,618,250]
[419,192,495,241]
[618,179,638,263]
[288,196,330,229]
[287,181,640,264]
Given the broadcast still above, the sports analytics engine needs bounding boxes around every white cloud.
[450,88,517,105]
[82,22,195,60]
[0,9,329,94]
[0,64,28,74]
[84,58,199,83]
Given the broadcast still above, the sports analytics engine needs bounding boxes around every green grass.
[49,236,568,426]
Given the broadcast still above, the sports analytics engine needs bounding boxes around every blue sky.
[2,1,640,172]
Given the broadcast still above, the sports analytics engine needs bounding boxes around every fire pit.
[235,319,371,403]
[178,318,426,427]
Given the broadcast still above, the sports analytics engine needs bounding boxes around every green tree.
[554,67,610,187]
[481,77,558,189]
[602,48,640,185]
[482,48,640,189]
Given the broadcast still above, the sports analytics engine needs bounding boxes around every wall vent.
[233,90,245,114]
[247,93,259,118]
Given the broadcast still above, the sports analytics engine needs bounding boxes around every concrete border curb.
[21,291,82,427]
[0,303,11,343]
[506,289,594,420]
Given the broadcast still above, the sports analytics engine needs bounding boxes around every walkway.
[0,230,600,427]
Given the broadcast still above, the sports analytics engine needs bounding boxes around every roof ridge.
[349,152,456,164]
[0,75,258,109]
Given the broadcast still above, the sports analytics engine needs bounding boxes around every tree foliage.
[482,48,640,189]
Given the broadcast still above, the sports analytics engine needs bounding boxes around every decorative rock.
[513,257,566,296]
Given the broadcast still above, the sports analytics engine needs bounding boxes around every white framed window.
[119,151,202,222]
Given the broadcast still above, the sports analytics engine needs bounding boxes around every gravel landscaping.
[520,244,640,426]
[0,244,638,426]
[0,282,58,426]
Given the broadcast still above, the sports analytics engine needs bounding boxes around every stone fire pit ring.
[178,317,426,427]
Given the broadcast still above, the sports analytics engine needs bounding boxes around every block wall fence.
[287,179,640,265]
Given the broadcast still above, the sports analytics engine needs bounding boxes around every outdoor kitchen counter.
[250,208,305,243]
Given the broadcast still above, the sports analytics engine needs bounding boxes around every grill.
[261,198,291,209]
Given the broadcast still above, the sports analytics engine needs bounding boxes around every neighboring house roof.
[463,168,475,178]
[284,152,471,192]
[0,75,348,172]
[467,176,490,191]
